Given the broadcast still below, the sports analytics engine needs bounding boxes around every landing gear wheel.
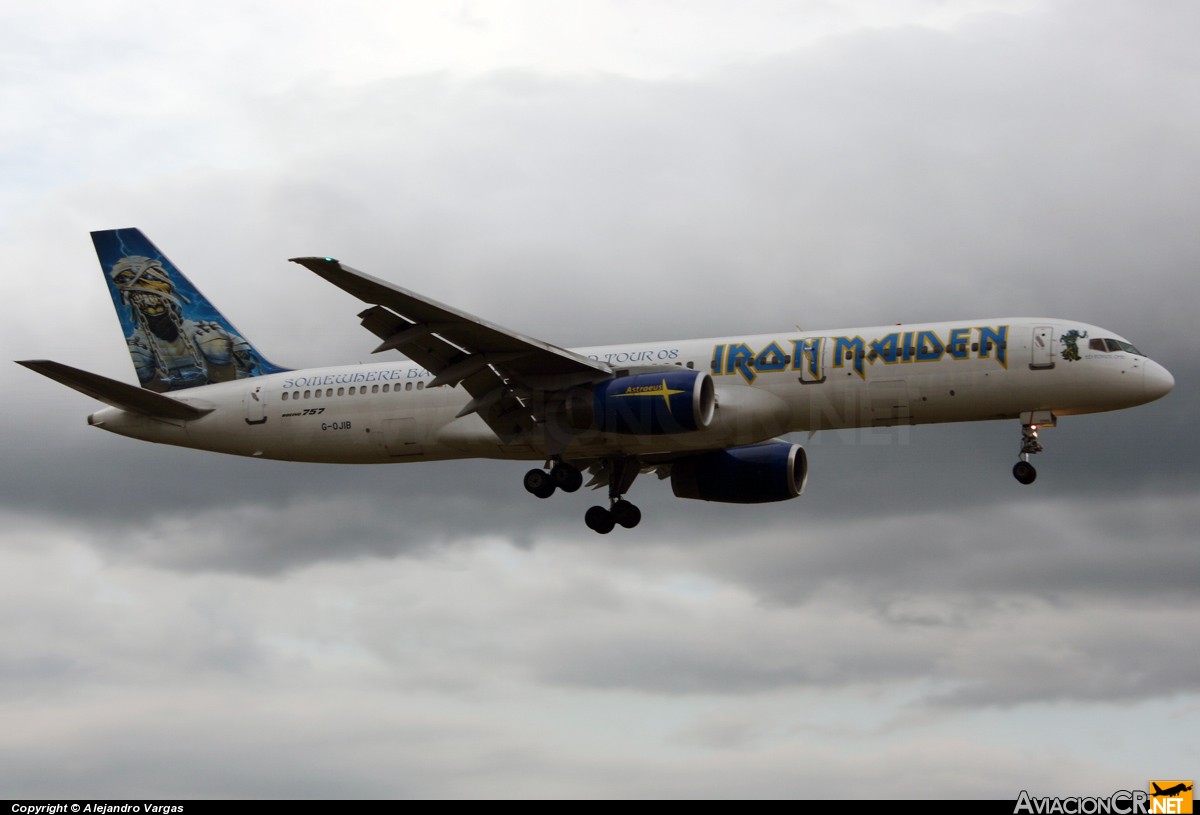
[585,505,615,534]
[524,468,556,499]
[1013,461,1037,485]
[552,463,583,493]
[610,499,641,529]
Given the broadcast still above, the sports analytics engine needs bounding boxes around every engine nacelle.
[671,441,808,504]
[580,370,716,435]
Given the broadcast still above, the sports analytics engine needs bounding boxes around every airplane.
[1151,783,1193,798]
[17,228,1175,533]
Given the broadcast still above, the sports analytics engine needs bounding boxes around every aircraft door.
[797,337,828,384]
[1030,326,1055,369]
[244,384,267,425]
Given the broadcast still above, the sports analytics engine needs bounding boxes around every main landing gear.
[524,458,642,534]
[584,499,642,534]
[523,461,583,498]
[582,457,641,534]
[1013,414,1051,485]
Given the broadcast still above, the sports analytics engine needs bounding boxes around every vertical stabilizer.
[91,228,288,392]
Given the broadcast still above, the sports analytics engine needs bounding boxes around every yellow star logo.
[615,378,685,412]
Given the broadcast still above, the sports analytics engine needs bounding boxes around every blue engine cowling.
[592,370,716,435]
[670,441,808,503]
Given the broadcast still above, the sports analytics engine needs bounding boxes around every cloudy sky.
[3,0,1197,799]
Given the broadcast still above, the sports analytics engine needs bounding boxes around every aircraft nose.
[1144,360,1175,402]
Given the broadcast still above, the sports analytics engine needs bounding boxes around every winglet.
[16,360,213,420]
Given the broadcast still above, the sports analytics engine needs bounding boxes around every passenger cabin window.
[281,392,289,401]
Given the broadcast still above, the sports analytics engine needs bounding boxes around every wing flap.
[16,360,213,420]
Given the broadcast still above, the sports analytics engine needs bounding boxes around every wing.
[290,257,613,441]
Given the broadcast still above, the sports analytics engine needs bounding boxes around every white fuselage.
[86,318,1174,464]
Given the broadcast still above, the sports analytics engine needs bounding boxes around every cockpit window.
[1089,338,1144,356]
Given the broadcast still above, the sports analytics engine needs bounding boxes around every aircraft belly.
[435,412,521,458]
[786,361,1053,429]
[182,408,293,460]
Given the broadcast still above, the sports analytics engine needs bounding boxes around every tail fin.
[91,228,288,392]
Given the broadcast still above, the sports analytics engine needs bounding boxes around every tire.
[524,468,556,498]
[553,464,584,493]
[611,499,641,529]
[585,505,615,534]
[1012,461,1037,485]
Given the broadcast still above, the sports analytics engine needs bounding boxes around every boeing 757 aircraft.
[18,229,1174,533]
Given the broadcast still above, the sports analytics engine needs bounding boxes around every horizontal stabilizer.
[16,360,213,420]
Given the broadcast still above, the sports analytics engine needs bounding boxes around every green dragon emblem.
[1060,329,1088,362]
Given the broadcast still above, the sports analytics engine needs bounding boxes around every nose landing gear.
[1013,412,1054,485]
[1013,458,1037,485]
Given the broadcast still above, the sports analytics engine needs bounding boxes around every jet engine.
[670,440,808,503]
[566,370,716,435]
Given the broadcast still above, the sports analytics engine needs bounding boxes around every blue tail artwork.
[92,228,288,392]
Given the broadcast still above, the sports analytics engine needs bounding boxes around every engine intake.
[582,370,716,435]
[671,441,808,503]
